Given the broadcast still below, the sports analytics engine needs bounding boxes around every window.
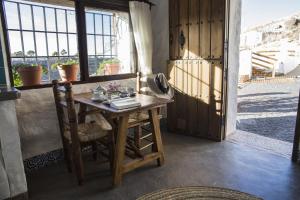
[85,8,134,77]
[1,0,135,88]
[3,0,79,86]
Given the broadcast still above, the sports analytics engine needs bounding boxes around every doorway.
[229,0,300,157]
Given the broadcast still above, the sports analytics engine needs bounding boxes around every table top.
[74,93,173,115]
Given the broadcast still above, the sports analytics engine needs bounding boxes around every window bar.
[101,14,105,61]
[93,13,97,58]
[65,9,70,57]
[109,16,112,58]
[43,6,51,81]
[17,2,25,62]
[54,8,59,58]
[31,5,38,64]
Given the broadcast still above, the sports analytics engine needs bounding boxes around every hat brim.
[146,75,174,99]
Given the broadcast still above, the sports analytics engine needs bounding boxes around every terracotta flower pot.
[17,65,42,86]
[105,63,120,75]
[58,64,79,82]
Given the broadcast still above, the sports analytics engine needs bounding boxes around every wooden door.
[167,0,226,141]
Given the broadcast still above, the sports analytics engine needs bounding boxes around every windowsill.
[15,73,137,90]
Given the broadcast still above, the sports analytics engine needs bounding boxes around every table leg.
[149,108,165,166]
[78,103,87,124]
[113,115,129,186]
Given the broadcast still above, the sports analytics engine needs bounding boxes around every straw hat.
[146,73,174,99]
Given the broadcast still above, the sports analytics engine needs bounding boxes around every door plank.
[175,60,186,130]
[189,0,200,59]
[208,60,223,140]
[200,0,211,59]
[211,0,224,59]
[198,60,210,136]
[179,0,189,59]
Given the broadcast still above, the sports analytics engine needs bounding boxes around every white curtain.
[129,1,153,75]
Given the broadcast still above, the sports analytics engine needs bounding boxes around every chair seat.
[129,111,149,124]
[64,122,108,143]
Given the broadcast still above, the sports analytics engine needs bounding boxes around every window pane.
[67,10,76,33]
[33,6,45,31]
[23,32,35,57]
[86,13,94,34]
[45,8,56,31]
[103,15,111,35]
[96,36,103,55]
[24,57,37,66]
[37,57,49,81]
[58,34,68,56]
[48,57,60,80]
[35,33,47,56]
[88,56,98,76]
[47,33,58,56]
[8,31,23,57]
[86,9,133,77]
[68,34,78,56]
[95,14,103,34]
[4,2,20,29]
[87,35,95,55]
[111,36,117,56]
[20,4,33,30]
[57,9,66,32]
[103,36,111,55]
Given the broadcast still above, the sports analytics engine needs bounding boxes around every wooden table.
[74,93,173,186]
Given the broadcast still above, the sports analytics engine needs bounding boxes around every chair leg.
[63,139,72,173]
[134,125,142,153]
[92,142,98,161]
[108,133,115,174]
[72,144,84,185]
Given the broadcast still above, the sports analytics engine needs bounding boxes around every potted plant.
[51,59,79,82]
[13,63,43,86]
[97,58,120,75]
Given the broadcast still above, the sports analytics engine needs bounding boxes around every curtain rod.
[129,0,156,7]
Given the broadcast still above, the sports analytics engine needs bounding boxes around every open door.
[167,0,228,141]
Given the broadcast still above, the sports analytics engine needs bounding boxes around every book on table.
[110,97,141,110]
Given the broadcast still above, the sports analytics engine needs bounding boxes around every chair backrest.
[52,80,80,144]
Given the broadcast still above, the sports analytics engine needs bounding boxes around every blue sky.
[242,0,300,31]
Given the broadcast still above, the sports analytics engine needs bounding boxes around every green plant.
[97,58,120,75]
[12,68,22,87]
[51,59,79,70]
[12,63,46,87]
[12,63,39,69]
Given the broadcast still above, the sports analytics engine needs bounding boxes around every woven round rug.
[137,186,263,200]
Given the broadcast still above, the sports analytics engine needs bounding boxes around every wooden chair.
[52,80,113,185]
[126,73,163,157]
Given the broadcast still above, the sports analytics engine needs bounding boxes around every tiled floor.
[27,132,300,200]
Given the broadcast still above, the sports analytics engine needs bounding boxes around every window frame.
[0,0,137,90]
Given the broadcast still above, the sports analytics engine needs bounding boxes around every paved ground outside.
[237,78,300,143]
